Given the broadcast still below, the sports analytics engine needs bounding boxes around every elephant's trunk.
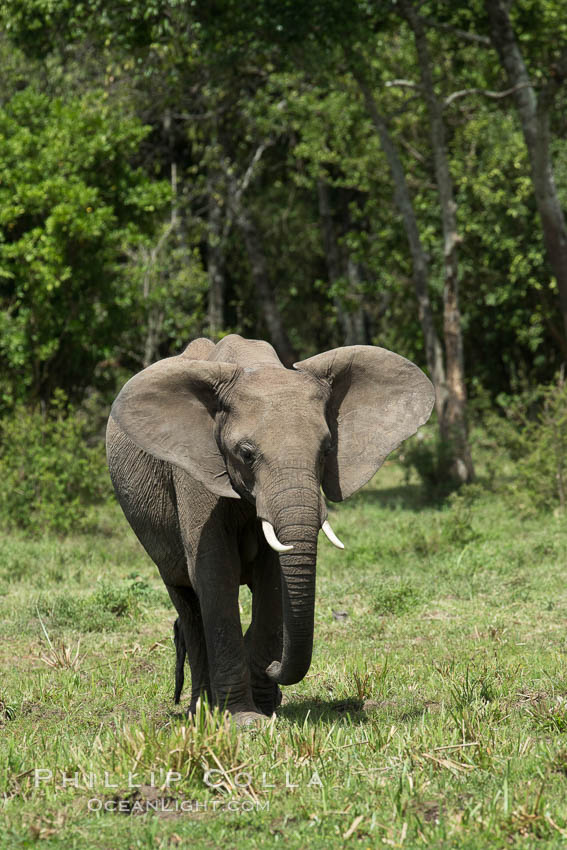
[259,466,320,686]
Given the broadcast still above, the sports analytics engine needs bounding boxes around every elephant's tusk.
[262,520,294,553]
[321,520,345,549]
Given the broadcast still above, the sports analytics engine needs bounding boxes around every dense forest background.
[1,0,567,527]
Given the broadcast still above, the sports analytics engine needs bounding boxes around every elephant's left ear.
[110,356,241,499]
[294,345,435,501]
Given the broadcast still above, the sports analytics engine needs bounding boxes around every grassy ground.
[1,458,567,848]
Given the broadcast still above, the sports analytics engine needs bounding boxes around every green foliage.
[398,428,457,495]
[448,668,497,711]
[122,232,209,362]
[0,0,566,415]
[0,85,170,408]
[0,0,174,57]
[514,376,567,511]
[484,374,567,512]
[0,392,110,534]
[527,699,567,734]
[453,107,561,391]
[443,487,482,546]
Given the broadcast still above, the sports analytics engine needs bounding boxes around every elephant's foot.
[231,710,272,728]
[186,700,268,728]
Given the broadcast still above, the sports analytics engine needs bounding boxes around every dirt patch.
[411,799,442,823]
[102,702,142,722]
[20,702,67,721]
[512,690,548,709]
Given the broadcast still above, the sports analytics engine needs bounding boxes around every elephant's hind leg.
[166,585,212,712]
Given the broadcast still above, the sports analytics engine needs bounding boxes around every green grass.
[2,461,567,848]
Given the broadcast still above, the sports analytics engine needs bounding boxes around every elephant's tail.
[173,617,186,704]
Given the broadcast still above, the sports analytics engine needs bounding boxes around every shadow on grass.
[278,696,440,725]
[277,697,370,724]
[346,472,496,514]
[166,697,437,727]
[345,483,438,513]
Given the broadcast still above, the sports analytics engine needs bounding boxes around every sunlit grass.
[1,460,567,847]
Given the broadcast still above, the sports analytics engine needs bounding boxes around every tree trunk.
[485,0,567,356]
[317,179,367,345]
[207,183,226,338]
[341,192,370,345]
[236,206,297,367]
[142,112,178,368]
[350,65,449,427]
[345,256,368,345]
[404,0,474,482]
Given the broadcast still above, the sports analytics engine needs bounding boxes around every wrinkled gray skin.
[106,335,434,726]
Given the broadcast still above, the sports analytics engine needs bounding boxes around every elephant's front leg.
[244,541,283,716]
[193,532,264,725]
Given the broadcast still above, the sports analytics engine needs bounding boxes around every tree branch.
[398,136,427,164]
[421,16,491,46]
[384,78,419,90]
[216,141,272,242]
[444,82,535,108]
[238,142,270,200]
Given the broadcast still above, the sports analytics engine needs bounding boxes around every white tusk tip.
[322,520,345,549]
[262,520,294,553]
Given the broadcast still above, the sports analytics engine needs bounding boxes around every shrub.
[0,391,111,534]
[514,375,567,511]
[442,486,482,546]
[484,373,567,512]
[398,426,460,497]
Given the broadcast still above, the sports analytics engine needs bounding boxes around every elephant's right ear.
[110,356,241,499]
[294,345,435,501]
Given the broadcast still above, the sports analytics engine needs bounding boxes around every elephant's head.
[110,337,434,686]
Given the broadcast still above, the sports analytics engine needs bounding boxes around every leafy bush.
[402,375,567,515]
[514,377,567,511]
[398,427,460,496]
[0,392,111,534]
[442,486,482,546]
[0,86,170,409]
[484,373,567,512]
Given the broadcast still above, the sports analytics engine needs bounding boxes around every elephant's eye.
[238,443,256,464]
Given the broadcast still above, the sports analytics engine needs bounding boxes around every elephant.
[106,334,434,726]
